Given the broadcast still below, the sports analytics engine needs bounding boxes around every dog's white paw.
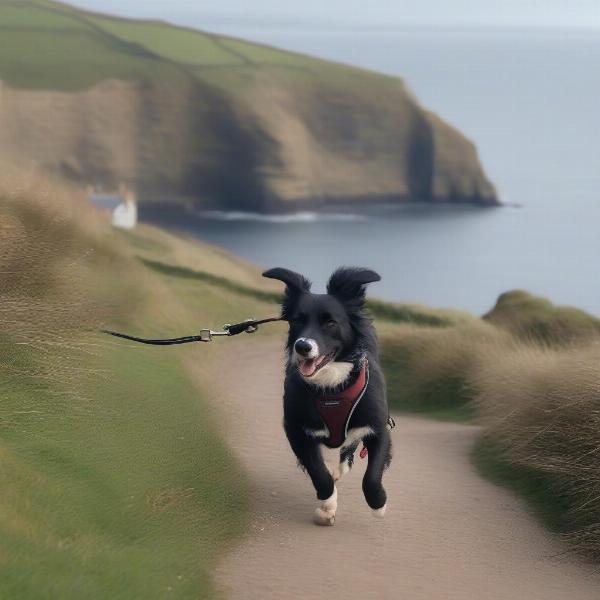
[314,506,336,526]
[314,487,337,526]
[372,503,387,518]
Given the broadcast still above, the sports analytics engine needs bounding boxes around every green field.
[0,0,341,91]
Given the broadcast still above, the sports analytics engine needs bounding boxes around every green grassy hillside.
[0,172,281,598]
[0,0,497,210]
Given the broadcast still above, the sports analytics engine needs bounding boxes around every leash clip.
[199,328,231,342]
[198,329,214,342]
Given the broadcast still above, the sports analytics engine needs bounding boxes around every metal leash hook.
[200,319,259,342]
[198,329,224,342]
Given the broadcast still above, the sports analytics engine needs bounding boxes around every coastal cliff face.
[0,0,498,210]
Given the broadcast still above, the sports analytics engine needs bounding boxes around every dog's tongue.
[299,358,318,377]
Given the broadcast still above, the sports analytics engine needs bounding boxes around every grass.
[0,0,328,91]
[5,167,600,571]
[0,0,384,95]
[377,289,600,558]
[0,347,247,599]
[0,29,186,90]
[139,258,463,328]
[378,322,496,421]
[0,172,253,597]
[472,437,573,533]
[140,258,282,305]
[471,342,600,557]
[368,299,460,327]
[483,289,600,345]
[0,2,87,28]
[87,16,245,66]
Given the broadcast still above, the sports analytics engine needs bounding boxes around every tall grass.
[0,170,249,598]
[380,320,510,420]
[473,343,600,557]
[484,290,600,345]
[380,293,600,558]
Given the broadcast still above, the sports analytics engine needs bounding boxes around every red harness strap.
[313,360,369,449]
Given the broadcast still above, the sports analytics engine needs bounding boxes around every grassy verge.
[139,257,467,329]
[0,346,247,598]
[483,289,600,345]
[0,173,252,598]
[378,319,505,421]
[140,258,281,305]
[472,437,573,534]
[378,291,600,559]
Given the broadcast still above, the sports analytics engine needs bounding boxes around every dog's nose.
[294,339,313,356]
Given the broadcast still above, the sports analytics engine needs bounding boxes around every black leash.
[101,316,283,345]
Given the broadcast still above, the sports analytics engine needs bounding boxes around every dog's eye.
[325,319,337,328]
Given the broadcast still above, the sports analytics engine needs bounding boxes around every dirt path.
[213,339,600,599]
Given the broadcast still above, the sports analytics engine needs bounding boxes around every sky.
[69,0,600,34]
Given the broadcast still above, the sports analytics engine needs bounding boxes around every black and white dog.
[263,266,392,526]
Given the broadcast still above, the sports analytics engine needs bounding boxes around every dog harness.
[313,359,369,449]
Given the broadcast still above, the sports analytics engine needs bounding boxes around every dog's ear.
[263,268,312,320]
[327,267,381,306]
[263,267,312,294]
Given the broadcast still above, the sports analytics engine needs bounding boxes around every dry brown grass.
[484,290,600,346]
[0,166,147,395]
[380,319,512,419]
[473,341,600,556]
[0,168,252,596]
[381,303,600,557]
[474,342,600,556]
[1,167,141,330]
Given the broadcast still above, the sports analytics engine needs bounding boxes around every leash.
[101,316,283,345]
[103,314,395,459]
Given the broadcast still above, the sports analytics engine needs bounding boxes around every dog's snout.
[294,339,314,356]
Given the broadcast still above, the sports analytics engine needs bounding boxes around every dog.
[263,266,392,526]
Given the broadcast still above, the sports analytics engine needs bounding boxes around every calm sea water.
[141,29,600,316]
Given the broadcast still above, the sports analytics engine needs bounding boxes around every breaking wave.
[194,210,369,223]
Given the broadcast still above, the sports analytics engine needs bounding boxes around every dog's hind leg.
[339,442,358,479]
[362,430,391,517]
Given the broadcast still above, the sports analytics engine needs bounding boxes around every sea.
[141,27,600,316]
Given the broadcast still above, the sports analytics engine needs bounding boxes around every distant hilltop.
[0,0,498,211]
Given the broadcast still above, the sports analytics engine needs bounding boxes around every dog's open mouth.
[297,353,335,378]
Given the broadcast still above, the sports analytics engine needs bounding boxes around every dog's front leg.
[288,433,337,525]
[362,430,391,517]
[304,445,338,526]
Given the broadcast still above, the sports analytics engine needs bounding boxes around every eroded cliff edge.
[0,1,498,211]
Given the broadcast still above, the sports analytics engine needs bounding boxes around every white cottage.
[88,186,137,230]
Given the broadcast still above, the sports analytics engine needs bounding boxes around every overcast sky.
[70,0,600,33]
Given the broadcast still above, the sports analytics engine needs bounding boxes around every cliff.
[0,0,498,210]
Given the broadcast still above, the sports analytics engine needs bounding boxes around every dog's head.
[263,267,381,380]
